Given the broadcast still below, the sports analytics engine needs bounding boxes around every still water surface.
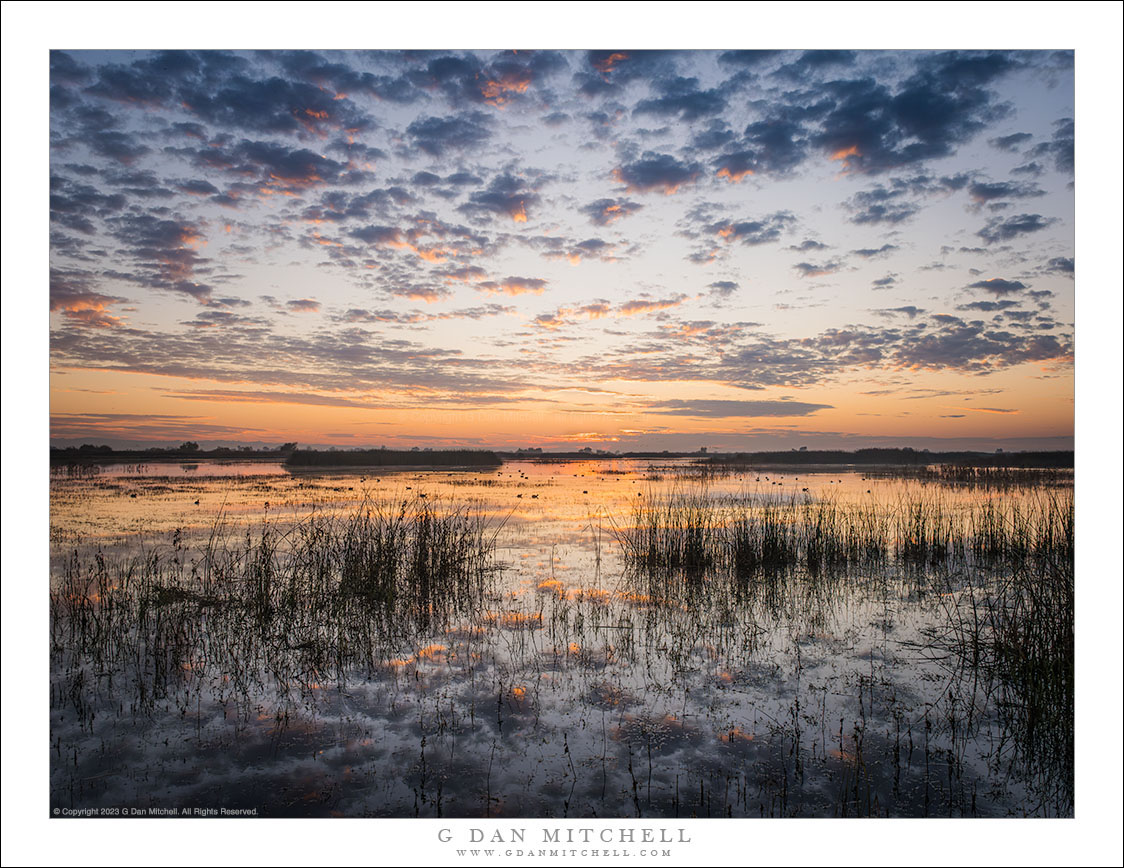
[49,459,1072,817]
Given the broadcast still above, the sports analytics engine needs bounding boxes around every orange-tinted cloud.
[479,277,548,297]
[617,295,687,316]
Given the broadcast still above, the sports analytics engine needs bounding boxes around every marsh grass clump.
[617,487,1073,581]
[935,551,1074,813]
[864,465,1074,489]
[50,497,501,712]
[619,491,722,580]
[617,491,891,582]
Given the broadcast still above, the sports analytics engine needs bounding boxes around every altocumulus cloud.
[648,399,833,418]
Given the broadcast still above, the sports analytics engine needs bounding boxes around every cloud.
[406,112,492,156]
[177,74,370,137]
[633,76,727,121]
[617,295,687,316]
[959,406,1019,414]
[716,50,784,69]
[340,303,513,324]
[967,179,1044,204]
[50,177,127,234]
[713,119,807,180]
[967,278,1028,296]
[286,298,320,313]
[532,295,686,329]
[775,50,857,79]
[706,280,739,298]
[1044,256,1074,276]
[846,186,920,225]
[478,276,548,297]
[104,213,214,301]
[810,52,1017,174]
[613,153,700,195]
[49,269,128,328]
[1027,118,1074,174]
[168,389,382,409]
[648,399,833,418]
[539,237,617,265]
[404,50,567,107]
[577,50,678,95]
[851,244,899,258]
[988,131,1032,151]
[581,197,643,226]
[957,299,1020,312]
[709,212,795,246]
[176,139,353,195]
[875,306,925,318]
[793,260,843,278]
[51,412,262,442]
[977,213,1055,243]
[459,173,542,223]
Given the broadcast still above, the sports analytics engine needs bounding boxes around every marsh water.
[49,459,1074,818]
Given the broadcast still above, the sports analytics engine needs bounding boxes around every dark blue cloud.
[577,50,678,96]
[810,52,1017,174]
[459,173,543,223]
[989,131,1033,152]
[707,281,739,297]
[967,278,1029,296]
[775,50,857,80]
[958,300,1021,312]
[716,50,783,69]
[1044,256,1074,276]
[710,212,796,246]
[50,176,127,234]
[634,76,727,121]
[103,213,215,301]
[50,50,91,86]
[967,179,1045,204]
[852,244,898,258]
[977,213,1055,244]
[713,119,807,179]
[406,113,492,156]
[1028,118,1074,174]
[614,152,700,194]
[581,197,643,226]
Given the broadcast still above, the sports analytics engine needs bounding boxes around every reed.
[616,488,1073,580]
[50,497,502,711]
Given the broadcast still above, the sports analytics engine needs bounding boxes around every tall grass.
[50,497,501,712]
[616,488,1073,579]
[614,485,1075,813]
[934,550,1074,813]
[864,465,1073,489]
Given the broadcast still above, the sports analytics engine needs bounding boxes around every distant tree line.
[704,448,1073,468]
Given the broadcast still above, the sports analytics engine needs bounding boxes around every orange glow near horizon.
[47,360,1075,452]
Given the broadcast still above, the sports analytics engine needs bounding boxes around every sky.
[47,47,1078,452]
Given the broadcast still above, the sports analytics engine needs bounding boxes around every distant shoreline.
[50,446,1073,469]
